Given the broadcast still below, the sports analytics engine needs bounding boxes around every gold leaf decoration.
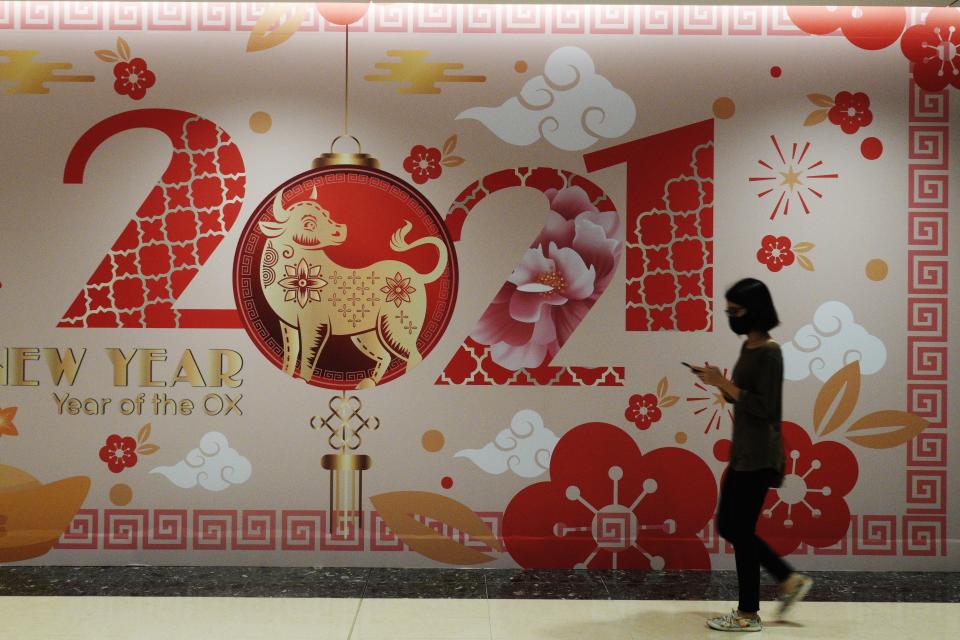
[246,5,307,53]
[793,242,815,253]
[136,422,152,444]
[845,410,929,449]
[797,254,814,271]
[813,361,860,436]
[659,395,679,408]
[136,444,160,455]
[370,491,502,565]
[95,50,119,63]
[441,156,464,167]
[117,37,130,61]
[656,377,668,400]
[804,109,829,127]
[807,93,835,107]
[442,135,457,156]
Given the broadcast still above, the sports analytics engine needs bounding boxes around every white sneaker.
[778,573,813,620]
[707,610,762,632]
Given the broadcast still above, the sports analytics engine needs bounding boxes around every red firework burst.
[686,367,734,434]
[749,135,838,220]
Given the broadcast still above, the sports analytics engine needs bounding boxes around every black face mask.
[728,313,751,335]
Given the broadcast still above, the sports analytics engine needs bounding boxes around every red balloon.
[316,3,369,26]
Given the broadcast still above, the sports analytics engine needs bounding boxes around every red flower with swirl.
[503,422,716,569]
[99,434,139,473]
[900,8,960,93]
[829,91,874,134]
[113,58,156,100]
[625,394,662,431]
[788,6,906,51]
[756,421,858,555]
[403,145,443,185]
[756,235,795,273]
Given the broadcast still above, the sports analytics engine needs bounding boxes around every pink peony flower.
[470,186,621,370]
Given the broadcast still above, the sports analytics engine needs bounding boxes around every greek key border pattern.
[53,509,506,552]
[53,509,939,556]
[0,3,929,34]
[905,75,949,554]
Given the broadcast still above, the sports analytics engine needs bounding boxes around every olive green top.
[729,340,785,475]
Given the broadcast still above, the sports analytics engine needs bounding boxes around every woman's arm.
[698,367,740,400]
[698,350,782,420]
[717,379,740,402]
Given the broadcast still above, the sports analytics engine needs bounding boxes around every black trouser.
[717,467,794,614]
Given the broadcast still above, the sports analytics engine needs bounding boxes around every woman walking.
[693,278,812,632]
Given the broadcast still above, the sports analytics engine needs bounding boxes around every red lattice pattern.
[585,119,714,332]
[61,109,245,328]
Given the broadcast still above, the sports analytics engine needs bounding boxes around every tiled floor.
[1,568,958,639]
[1,596,958,639]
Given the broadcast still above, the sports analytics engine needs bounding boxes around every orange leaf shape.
[813,361,860,436]
[95,50,119,63]
[659,396,679,408]
[0,406,18,436]
[442,135,458,156]
[797,254,814,272]
[793,242,815,253]
[804,109,829,126]
[656,377,668,400]
[136,444,160,455]
[246,5,307,53]
[117,37,130,61]
[441,156,465,167]
[845,410,929,449]
[370,491,502,565]
[807,93,835,107]
[137,422,152,444]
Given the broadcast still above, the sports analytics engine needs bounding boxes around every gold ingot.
[0,465,90,563]
[312,135,379,169]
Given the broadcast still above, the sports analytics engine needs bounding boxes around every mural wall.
[0,2,957,569]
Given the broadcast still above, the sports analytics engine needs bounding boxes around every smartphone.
[681,362,696,370]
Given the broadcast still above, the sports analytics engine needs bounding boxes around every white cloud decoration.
[782,301,887,382]
[150,431,252,492]
[456,46,636,151]
[455,410,559,478]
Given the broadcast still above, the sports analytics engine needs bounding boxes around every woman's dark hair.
[725,278,780,332]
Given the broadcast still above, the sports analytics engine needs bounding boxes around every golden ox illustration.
[258,187,448,389]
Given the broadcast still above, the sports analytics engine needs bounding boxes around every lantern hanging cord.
[343,24,349,137]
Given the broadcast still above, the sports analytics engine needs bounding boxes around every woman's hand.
[696,365,725,387]
[693,364,741,401]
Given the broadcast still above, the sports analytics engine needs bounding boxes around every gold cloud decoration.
[365,50,485,95]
